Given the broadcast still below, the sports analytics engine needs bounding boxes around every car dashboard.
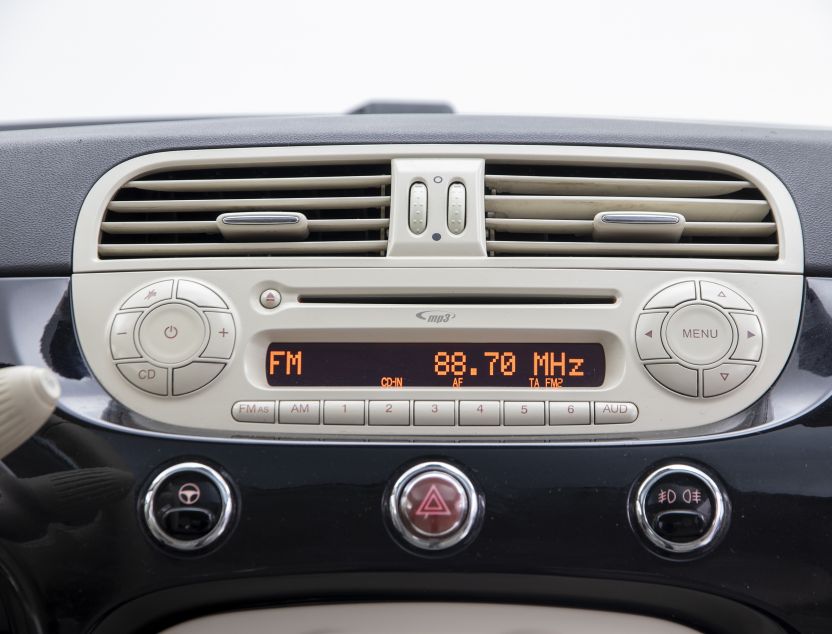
[1,114,832,633]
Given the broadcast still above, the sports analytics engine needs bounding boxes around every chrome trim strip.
[600,213,681,225]
[221,213,302,225]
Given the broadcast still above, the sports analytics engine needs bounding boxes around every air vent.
[484,163,778,259]
[98,163,391,258]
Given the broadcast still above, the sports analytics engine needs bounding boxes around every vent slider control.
[593,212,684,242]
[218,212,309,241]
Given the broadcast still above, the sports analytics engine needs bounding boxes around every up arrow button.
[730,313,763,362]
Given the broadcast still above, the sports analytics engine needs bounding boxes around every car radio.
[69,144,804,441]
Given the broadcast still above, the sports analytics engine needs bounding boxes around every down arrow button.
[704,364,755,397]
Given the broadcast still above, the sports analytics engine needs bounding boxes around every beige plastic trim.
[107,195,390,212]
[484,195,769,220]
[484,174,752,196]
[126,174,391,192]
[159,602,703,634]
[486,241,778,258]
[71,268,802,438]
[73,144,804,274]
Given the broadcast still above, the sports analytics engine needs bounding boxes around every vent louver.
[484,163,779,259]
[98,163,391,258]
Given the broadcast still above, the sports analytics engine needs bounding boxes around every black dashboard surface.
[2,115,832,634]
[2,114,832,275]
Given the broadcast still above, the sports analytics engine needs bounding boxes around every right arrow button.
[703,363,755,397]
[730,313,763,361]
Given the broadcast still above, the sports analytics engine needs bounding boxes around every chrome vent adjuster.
[98,163,391,258]
[484,163,778,259]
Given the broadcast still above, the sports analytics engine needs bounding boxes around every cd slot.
[298,295,617,305]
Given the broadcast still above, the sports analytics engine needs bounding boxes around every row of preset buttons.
[232,400,639,426]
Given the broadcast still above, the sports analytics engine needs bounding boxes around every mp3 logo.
[416,310,457,324]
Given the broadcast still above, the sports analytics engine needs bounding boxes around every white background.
[1,0,831,126]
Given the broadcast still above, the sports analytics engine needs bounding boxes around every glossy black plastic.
[1,279,832,632]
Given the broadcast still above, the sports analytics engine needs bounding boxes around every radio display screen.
[266,342,605,388]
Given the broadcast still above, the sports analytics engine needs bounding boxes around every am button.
[665,304,734,366]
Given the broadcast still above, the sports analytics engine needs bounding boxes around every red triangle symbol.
[266,292,275,301]
[415,484,452,518]
[720,372,729,381]
[645,330,653,338]
[718,291,726,297]
[747,330,756,338]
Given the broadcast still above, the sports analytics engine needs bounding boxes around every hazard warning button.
[388,462,482,551]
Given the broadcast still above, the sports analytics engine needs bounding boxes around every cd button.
[232,401,275,423]
[110,312,142,360]
[665,304,733,365]
[635,312,670,360]
[278,400,320,424]
[202,312,235,359]
[117,362,168,396]
[459,401,501,426]
[643,281,696,310]
[324,401,366,425]
[369,401,411,426]
[549,401,591,425]
[700,281,752,311]
[504,401,545,426]
[172,362,225,396]
[645,363,699,397]
[730,313,763,361]
[594,402,638,424]
[703,364,754,397]
[414,401,455,426]
[176,280,227,308]
[138,303,206,365]
[122,280,174,309]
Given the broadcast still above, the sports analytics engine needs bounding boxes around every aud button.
[595,401,638,424]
